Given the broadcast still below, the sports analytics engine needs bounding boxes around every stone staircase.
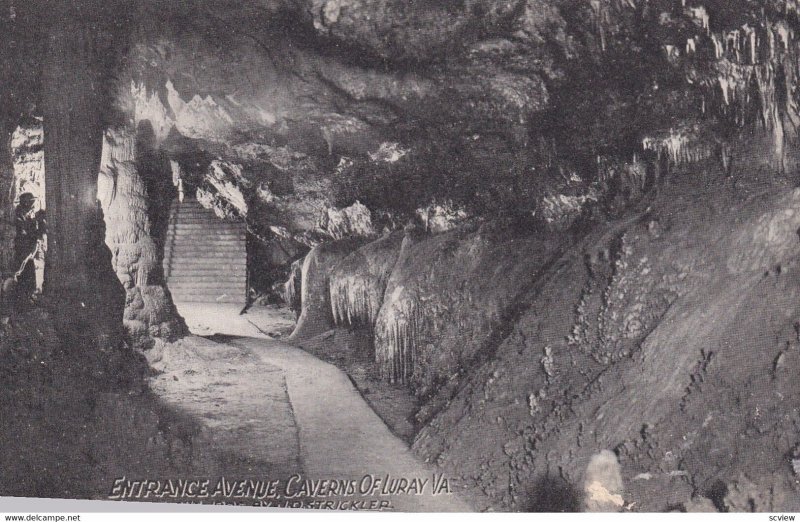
[164,198,247,304]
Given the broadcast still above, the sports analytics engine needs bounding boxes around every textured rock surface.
[373,223,559,399]
[0,309,223,499]
[98,127,186,348]
[330,230,404,332]
[290,238,366,340]
[411,156,800,511]
[9,0,800,513]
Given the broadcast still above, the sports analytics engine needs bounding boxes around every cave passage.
[8,0,800,514]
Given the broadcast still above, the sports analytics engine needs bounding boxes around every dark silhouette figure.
[13,193,45,305]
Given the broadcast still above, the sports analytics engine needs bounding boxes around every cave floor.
[172,302,296,339]
[148,304,469,511]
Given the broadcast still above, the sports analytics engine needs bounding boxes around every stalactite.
[328,232,403,331]
[331,275,381,328]
[719,141,732,175]
[283,258,303,316]
[686,6,710,35]
[375,289,421,384]
[642,130,713,167]
[589,0,608,52]
[664,6,800,173]
[664,45,680,62]
[711,34,724,59]
[686,37,697,55]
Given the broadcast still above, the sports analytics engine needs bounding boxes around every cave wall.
[412,171,800,512]
[295,151,800,511]
[373,223,562,403]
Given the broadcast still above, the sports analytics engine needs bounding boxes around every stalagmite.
[97,127,186,348]
[290,238,364,340]
[283,258,303,317]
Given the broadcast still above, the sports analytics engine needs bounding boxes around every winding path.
[150,304,470,512]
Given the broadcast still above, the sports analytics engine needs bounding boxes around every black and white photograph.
[2,0,800,518]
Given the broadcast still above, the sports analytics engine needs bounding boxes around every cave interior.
[4,0,800,513]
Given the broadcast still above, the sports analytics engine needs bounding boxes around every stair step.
[167,280,246,286]
[167,244,245,251]
[167,270,246,277]
[171,217,243,224]
[168,237,245,242]
[171,288,245,293]
[166,240,245,247]
[165,248,245,255]
[168,282,247,288]
[167,269,246,275]
[168,285,247,292]
[169,223,244,229]
[170,290,246,296]
[164,259,247,274]
[168,232,246,239]
[165,256,247,263]
[168,237,246,242]
[167,274,246,280]
[171,209,239,215]
[167,275,246,282]
[167,229,247,235]
[167,264,244,269]
[171,230,243,235]
[164,257,247,270]
[171,292,245,298]
[173,297,246,304]
[165,270,246,276]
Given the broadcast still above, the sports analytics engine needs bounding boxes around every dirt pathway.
[148,337,302,479]
[149,305,470,511]
[228,336,471,511]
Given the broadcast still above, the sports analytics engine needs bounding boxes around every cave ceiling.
[4,0,799,242]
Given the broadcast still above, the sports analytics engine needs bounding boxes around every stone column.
[40,7,126,370]
[98,126,186,349]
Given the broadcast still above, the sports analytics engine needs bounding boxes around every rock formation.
[8,0,800,513]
